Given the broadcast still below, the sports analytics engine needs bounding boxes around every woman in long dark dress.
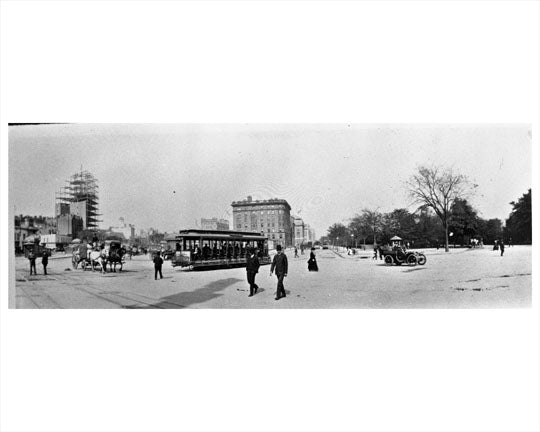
[308,247,319,271]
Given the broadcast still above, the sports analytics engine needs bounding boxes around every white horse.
[88,250,105,273]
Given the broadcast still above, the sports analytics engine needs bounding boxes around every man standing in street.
[500,239,505,257]
[42,251,49,275]
[153,251,164,280]
[246,247,260,297]
[270,245,288,300]
[28,251,37,275]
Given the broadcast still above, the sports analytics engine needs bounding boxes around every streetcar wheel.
[384,255,394,266]
[407,254,417,266]
[417,254,427,265]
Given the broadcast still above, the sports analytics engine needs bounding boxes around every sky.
[9,123,532,237]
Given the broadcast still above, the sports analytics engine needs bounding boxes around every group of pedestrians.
[27,251,49,276]
[246,245,318,301]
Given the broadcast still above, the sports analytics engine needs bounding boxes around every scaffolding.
[55,169,102,229]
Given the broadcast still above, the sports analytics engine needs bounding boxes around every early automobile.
[381,247,427,266]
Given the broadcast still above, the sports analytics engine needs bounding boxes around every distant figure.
[246,247,260,297]
[300,244,305,255]
[308,248,319,272]
[270,245,288,301]
[508,237,513,247]
[28,251,37,275]
[493,240,499,251]
[153,251,163,280]
[294,246,299,258]
[92,232,99,248]
[379,246,385,260]
[500,240,505,256]
[42,251,49,275]
[373,248,378,260]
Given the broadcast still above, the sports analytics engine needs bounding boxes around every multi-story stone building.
[201,218,230,231]
[291,216,317,246]
[109,217,135,241]
[231,196,292,248]
[292,215,305,246]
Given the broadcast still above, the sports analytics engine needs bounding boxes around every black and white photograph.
[1,2,539,432]
[8,123,533,309]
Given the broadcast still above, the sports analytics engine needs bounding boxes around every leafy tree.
[412,208,445,247]
[448,198,479,246]
[406,165,470,252]
[476,218,503,245]
[327,223,349,246]
[383,208,418,243]
[348,209,384,245]
[505,189,532,244]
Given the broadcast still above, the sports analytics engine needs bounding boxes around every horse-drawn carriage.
[71,240,127,272]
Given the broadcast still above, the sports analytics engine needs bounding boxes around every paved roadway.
[12,246,532,308]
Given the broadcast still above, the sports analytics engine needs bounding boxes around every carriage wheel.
[407,254,417,266]
[417,254,427,265]
[384,255,394,266]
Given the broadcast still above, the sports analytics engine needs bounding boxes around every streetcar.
[167,229,271,271]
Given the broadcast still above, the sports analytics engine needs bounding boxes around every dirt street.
[12,246,531,308]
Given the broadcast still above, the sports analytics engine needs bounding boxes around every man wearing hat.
[246,247,260,297]
[270,244,288,300]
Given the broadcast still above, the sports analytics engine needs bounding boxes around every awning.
[390,236,403,241]
[23,235,40,244]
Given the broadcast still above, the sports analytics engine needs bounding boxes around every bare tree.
[406,165,470,252]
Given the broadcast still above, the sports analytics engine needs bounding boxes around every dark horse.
[106,246,126,272]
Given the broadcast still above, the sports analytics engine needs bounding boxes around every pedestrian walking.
[28,251,37,275]
[294,246,299,258]
[308,248,319,271]
[300,244,305,255]
[246,247,260,297]
[153,251,163,280]
[41,251,49,275]
[270,245,288,300]
[500,240,505,256]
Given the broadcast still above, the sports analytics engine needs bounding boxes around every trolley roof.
[168,229,267,241]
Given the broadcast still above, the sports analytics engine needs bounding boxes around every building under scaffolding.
[55,169,101,230]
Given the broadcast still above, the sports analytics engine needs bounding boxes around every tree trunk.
[444,220,449,252]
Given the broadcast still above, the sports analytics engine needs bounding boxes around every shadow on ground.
[127,277,244,308]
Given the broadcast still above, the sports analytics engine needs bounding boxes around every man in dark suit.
[246,247,260,297]
[153,251,164,280]
[28,251,37,275]
[41,251,49,275]
[270,245,288,300]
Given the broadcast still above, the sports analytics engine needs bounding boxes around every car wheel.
[417,254,426,265]
[384,255,393,265]
[407,254,417,266]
